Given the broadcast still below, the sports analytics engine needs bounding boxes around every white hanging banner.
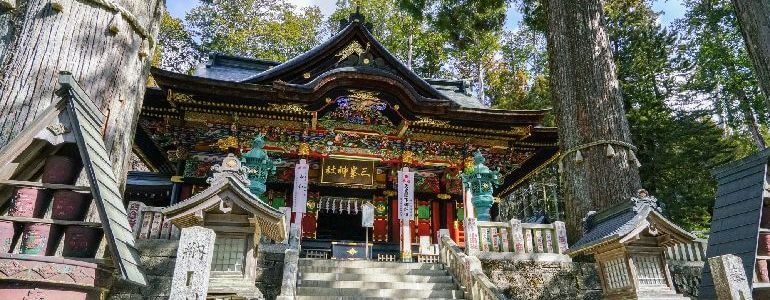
[292,159,309,214]
[361,203,375,228]
[397,167,415,220]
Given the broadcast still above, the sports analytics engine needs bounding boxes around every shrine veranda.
[130,19,558,257]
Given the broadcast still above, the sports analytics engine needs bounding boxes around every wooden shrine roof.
[568,190,696,256]
[0,72,147,286]
[699,148,770,298]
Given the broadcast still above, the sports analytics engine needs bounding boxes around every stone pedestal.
[169,226,216,300]
[708,254,752,300]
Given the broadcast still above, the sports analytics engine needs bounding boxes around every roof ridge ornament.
[631,188,661,212]
[338,5,373,32]
[207,153,250,185]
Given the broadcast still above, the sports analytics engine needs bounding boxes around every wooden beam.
[0,179,90,191]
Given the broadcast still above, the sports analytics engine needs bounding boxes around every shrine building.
[129,11,558,261]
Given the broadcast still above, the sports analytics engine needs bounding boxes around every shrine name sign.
[320,157,375,186]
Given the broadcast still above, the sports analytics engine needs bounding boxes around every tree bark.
[732,0,770,109]
[547,0,642,240]
[0,0,164,190]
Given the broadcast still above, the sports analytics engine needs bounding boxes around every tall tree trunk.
[547,0,642,240]
[407,31,413,70]
[732,0,770,109]
[477,59,485,105]
[0,0,164,190]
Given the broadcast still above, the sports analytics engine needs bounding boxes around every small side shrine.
[567,189,695,300]
[162,152,286,298]
[0,72,145,298]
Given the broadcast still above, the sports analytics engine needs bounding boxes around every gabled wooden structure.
[0,72,146,298]
[699,148,770,299]
[568,190,695,299]
[162,154,286,242]
[161,154,285,297]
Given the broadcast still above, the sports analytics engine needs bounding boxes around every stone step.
[299,273,455,283]
[298,280,458,290]
[296,287,464,298]
[299,266,448,276]
[297,259,443,269]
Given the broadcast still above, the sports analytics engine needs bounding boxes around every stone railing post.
[464,218,480,256]
[277,225,301,300]
[554,221,569,254]
[708,254,752,300]
[509,218,525,253]
[277,248,299,299]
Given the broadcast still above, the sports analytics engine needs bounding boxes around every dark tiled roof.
[699,148,770,298]
[193,53,280,81]
[569,206,644,252]
[427,78,486,109]
[568,195,695,255]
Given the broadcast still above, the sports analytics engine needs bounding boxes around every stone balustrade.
[439,233,505,300]
[471,219,570,262]
[665,238,707,262]
[127,202,179,240]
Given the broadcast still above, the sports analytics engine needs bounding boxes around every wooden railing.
[469,219,570,261]
[439,233,505,300]
[127,202,179,240]
[666,239,707,262]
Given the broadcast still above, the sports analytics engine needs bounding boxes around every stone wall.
[107,240,288,300]
[480,259,602,300]
[668,260,704,299]
[109,239,178,300]
[480,257,704,300]
[255,243,288,300]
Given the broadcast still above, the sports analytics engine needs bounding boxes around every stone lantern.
[461,150,500,221]
[241,134,280,197]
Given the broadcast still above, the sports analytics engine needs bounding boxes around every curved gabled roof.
[241,21,449,101]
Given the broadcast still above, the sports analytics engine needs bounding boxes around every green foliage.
[185,0,323,62]
[486,27,553,125]
[398,0,509,105]
[676,0,767,146]
[154,13,200,73]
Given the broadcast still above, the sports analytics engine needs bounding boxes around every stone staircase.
[295,258,465,299]
[208,273,264,300]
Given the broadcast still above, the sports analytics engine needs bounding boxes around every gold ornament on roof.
[401,150,414,164]
[335,41,367,63]
[269,103,307,114]
[215,136,240,151]
[414,117,450,127]
[298,142,310,156]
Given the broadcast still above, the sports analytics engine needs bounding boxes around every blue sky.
[166,0,687,30]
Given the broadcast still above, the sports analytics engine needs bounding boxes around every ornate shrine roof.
[137,14,559,196]
[568,190,696,256]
